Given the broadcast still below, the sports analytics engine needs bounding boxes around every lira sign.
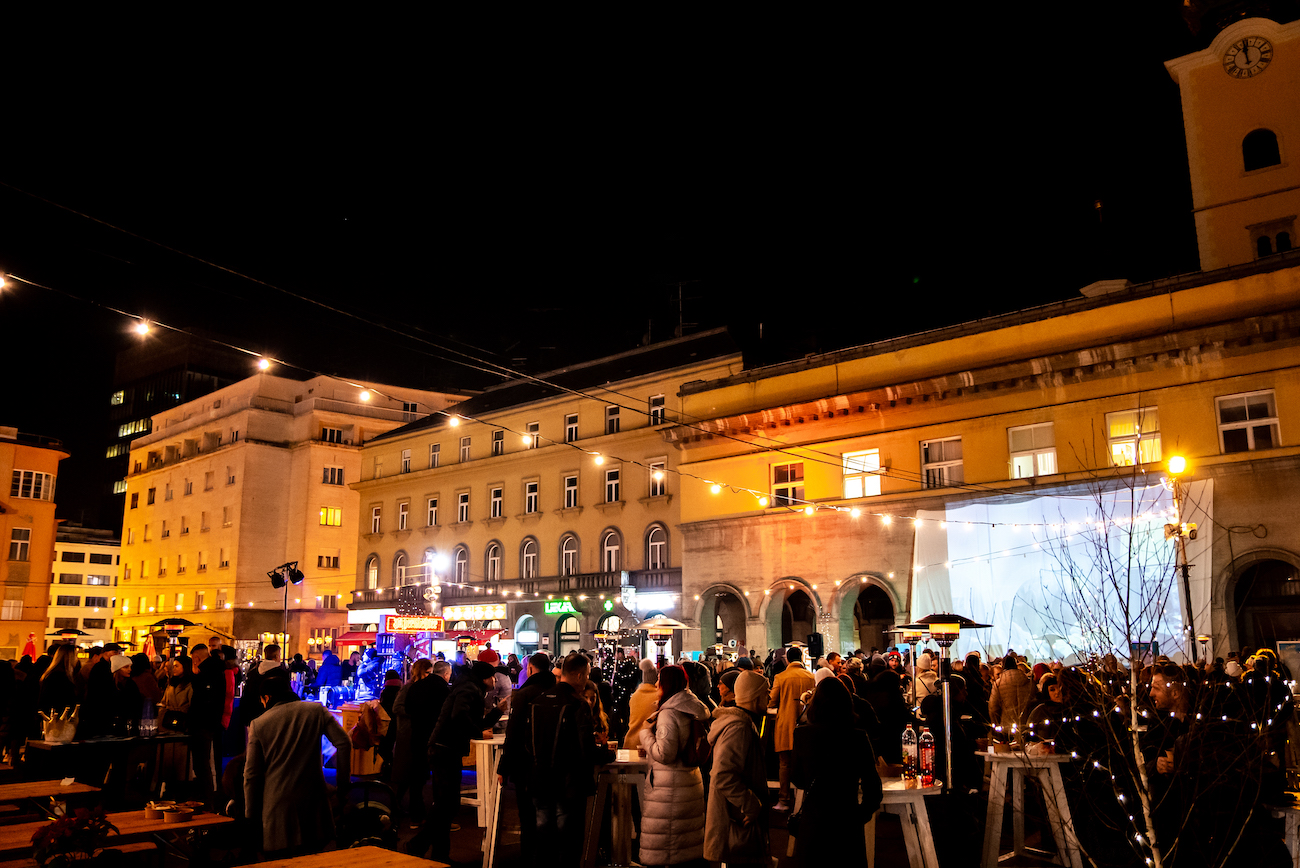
[384,615,446,634]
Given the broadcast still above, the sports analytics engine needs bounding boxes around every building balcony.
[348,568,683,612]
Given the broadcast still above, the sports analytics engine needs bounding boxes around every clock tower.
[1166,12,1300,270]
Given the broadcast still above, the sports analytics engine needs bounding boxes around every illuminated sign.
[442,604,507,621]
[543,601,580,615]
[383,615,446,634]
[603,599,614,611]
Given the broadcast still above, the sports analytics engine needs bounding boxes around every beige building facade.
[350,330,741,660]
[49,527,121,649]
[115,374,465,657]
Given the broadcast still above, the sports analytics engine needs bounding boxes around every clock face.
[1223,36,1273,79]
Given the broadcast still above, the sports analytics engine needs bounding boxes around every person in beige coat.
[624,657,659,748]
[768,646,815,810]
[704,670,770,867]
[989,653,1034,740]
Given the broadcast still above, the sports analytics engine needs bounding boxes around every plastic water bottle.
[919,727,935,786]
[901,725,918,779]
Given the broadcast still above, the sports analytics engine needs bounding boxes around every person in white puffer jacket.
[914,651,940,701]
[638,663,710,865]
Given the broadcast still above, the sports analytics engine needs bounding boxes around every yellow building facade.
[1,426,69,659]
[49,526,121,649]
[115,374,464,657]
[351,330,741,660]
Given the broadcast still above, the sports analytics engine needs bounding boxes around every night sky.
[2,5,1203,525]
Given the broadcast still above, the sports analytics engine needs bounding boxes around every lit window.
[1009,423,1058,478]
[1107,409,1160,466]
[649,460,667,497]
[920,438,963,489]
[526,421,540,448]
[318,507,343,527]
[772,462,805,507]
[1217,391,1280,453]
[842,450,881,498]
[366,556,379,589]
[565,414,579,443]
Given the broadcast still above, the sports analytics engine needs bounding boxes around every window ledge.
[594,500,626,514]
[484,516,508,528]
[421,525,442,535]
[364,532,385,542]
[450,521,474,532]
[393,530,412,541]
[554,506,584,519]
[516,512,543,524]
[638,494,673,508]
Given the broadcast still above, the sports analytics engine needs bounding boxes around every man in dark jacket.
[408,661,505,861]
[498,652,557,853]
[189,645,227,809]
[391,660,452,823]
[528,653,613,868]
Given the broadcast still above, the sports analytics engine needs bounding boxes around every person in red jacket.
[477,642,501,666]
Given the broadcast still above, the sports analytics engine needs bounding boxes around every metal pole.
[282,578,289,654]
[942,646,954,793]
[910,641,918,707]
[1174,479,1198,665]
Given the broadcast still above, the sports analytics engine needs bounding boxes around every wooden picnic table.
[247,844,448,867]
[0,809,233,859]
[0,781,99,803]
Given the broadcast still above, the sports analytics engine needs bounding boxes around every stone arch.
[758,577,825,651]
[833,573,902,656]
[1222,547,1300,654]
[692,582,754,652]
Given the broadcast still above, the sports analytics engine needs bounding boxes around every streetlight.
[1163,456,1199,664]
[913,612,992,793]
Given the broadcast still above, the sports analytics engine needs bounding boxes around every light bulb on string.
[134,320,150,336]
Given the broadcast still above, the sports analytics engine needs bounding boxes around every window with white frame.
[772,462,805,507]
[842,450,881,498]
[317,550,340,569]
[522,539,538,578]
[525,481,539,514]
[1009,423,1058,478]
[394,552,409,585]
[920,437,963,488]
[11,470,55,501]
[565,414,579,443]
[323,466,344,485]
[647,525,667,569]
[454,547,469,582]
[2,593,23,621]
[401,449,411,473]
[602,531,621,571]
[561,535,578,576]
[1107,408,1161,466]
[492,430,504,456]
[184,478,193,496]
[649,459,667,497]
[322,427,344,444]
[457,492,470,523]
[366,555,379,589]
[371,506,381,534]
[648,394,666,425]
[491,486,503,518]
[1217,390,1280,453]
[9,528,31,561]
[216,590,227,609]
[403,401,418,421]
[398,502,409,531]
[564,474,579,509]
[606,406,620,435]
[526,421,540,448]
[195,591,205,611]
[486,542,501,581]
[460,436,472,463]
[605,468,620,503]
[429,443,440,468]
[427,496,438,526]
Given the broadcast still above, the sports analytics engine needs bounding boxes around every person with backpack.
[638,664,710,866]
[526,653,614,868]
[704,669,771,868]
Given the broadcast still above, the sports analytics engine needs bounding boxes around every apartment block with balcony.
[1,426,69,659]
[115,373,466,658]
[350,329,741,659]
[50,526,121,648]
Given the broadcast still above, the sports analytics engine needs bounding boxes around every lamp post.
[914,613,992,793]
[1163,456,1199,664]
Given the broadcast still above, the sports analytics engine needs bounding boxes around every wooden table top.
[0,809,232,856]
[25,733,188,751]
[248,844,447,867]
[0,780,99,802]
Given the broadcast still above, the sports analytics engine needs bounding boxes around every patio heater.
[150,618,196,659]
[591,628,615,671]
[640,615,689,668]
[46,627,91,648]
[914,612,992,793]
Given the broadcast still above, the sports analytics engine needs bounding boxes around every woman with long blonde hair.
[37,644,81,716]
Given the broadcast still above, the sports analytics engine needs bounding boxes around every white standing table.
[870,777,941,868]
[982,751,1082,868]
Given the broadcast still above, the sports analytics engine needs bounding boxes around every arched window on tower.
[1243,129,1281,172]
[1258,235,1274,258]
[1278,232,1293,253]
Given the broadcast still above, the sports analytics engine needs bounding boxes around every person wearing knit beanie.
[732,670,768,716]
